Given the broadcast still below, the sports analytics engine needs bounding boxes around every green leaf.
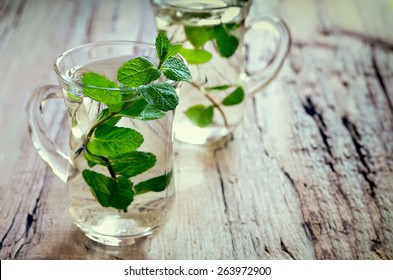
[110,151,156,178]
[82,72,123,112]
[82,169,114,207]
[165,44,182,61]
[108,176,134,210]
[87,124,144,157]
[117,57,161,87]
[118,98,165,120]
[213,25,239,58]
[222,86,244,106]
[184,25,213,48]
[155,32,170,61]
[162,57,192,81]
[136,83,179,111]
[82,170,134,210]
[155,32,181,63]
[179,48,212,64]
[184,105,214,128]
[119,88,138,102]
[134,171,172,195]
[84,153,108,168]
[97,108,121,126]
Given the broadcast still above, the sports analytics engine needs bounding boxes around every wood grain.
[0,0,392,260]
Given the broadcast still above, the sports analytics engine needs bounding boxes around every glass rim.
[154,0,252,12]
[54,40,182,91]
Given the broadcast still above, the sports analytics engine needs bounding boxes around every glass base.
[74,216,161,246]
[174,122,233,145]
[84,229,156,246]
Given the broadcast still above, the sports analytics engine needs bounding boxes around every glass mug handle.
[245,16,291,95]
[27,85,68,182]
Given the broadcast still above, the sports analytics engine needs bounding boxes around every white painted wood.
[0,0,392,259]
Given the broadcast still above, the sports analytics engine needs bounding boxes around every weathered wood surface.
[0,0,392,260]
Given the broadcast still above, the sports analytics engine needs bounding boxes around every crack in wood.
[302,97,336,173]
[12,171,49,259]
[250,234,262,257]
[303,97,332,156]
[214,154,228,216]
[341,116,377,197]
[24,183,45,238]
[213,150,237,259]
[250,97,272,158]
[280,239,296,260]
[25,197,40,237]
[371,46,393,114]
[303,221,318,241]
[0,201,22,257]
[321,29,393,51]
[281,169,320,258]
[0,215,17,252]
[369,237,390,259]
[251,97,264,135]
[264,245,270,254]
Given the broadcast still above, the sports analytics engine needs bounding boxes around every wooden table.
[1,0,392,260]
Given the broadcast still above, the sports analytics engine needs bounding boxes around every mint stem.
[101,156,117,178]
[83,111,119,179]
[190,82,229,128]
[86,111,117,142]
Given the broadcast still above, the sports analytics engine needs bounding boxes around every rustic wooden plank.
[215,115,316,259]
[1,0,392,260]
[259,35,393,259]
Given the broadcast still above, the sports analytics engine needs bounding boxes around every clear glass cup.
[150,0,290,144]
[27,41,180,246]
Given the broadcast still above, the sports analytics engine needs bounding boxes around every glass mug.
[27,42,179,246]
[150,0,290,144]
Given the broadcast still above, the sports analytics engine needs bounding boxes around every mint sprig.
[78,32,190,211]
[175,23,244,128]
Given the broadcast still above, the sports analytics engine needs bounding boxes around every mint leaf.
[117,57,161,87]
[165,44,182,61]
[179,48,212,64]
[82,170,134,210]
[118,98,165,120]
[213,25,239,58]
[184,105,214,127]
[110,151,156,178]
[136,83,179,111]
[162,57,192,81]
[97,108,121,126]
[82,72,123,112]
[82,169,115,207]
[155,32,170,61]
[184,25,213,48]
[134,171,172,195]
[119,88,138,102]
[87,124,143,157]
[156,32,181,63]
[222,86,244,106]
[108,176,134,210]
[84,153,108,168]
